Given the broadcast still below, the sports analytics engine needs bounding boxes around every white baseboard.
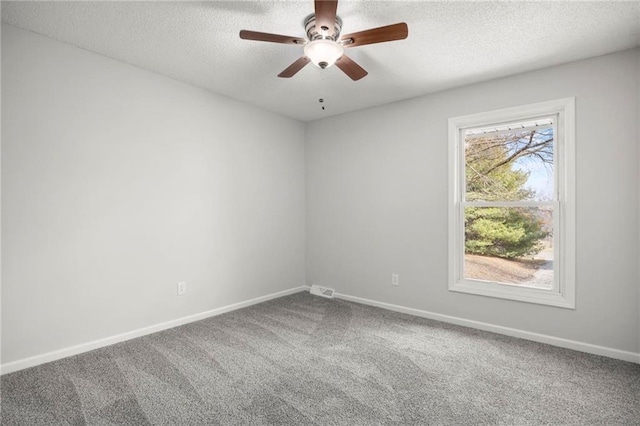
[0,286,307,375]
[335,292,640,364]
[4,286,637,375]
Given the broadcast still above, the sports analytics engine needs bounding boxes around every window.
[448,98,575,308]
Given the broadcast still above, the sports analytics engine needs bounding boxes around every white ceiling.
[2,1,639,122]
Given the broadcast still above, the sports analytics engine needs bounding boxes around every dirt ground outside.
[464,253,550,287]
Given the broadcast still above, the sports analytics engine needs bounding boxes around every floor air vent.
[310,285,335,298]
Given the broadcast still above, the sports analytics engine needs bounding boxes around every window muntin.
[448,99,575,309]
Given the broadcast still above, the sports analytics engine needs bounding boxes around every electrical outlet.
[177,281,187,296]
[392,274,400,286]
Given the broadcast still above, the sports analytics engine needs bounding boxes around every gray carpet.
[1,291,639,425]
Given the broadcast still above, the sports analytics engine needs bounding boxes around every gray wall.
[2,25,306,363]
[2,23,639,365]
[306,49,640,353]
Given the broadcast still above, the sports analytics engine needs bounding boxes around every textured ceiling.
[2,1,639,122]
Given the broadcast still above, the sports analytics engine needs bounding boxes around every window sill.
[450,279,575,309]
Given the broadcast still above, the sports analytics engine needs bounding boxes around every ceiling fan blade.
[335,54,368,81]
[314,0,338,34]
[278,57,311,78]
[240,30,305,45]
[340,22,408,48]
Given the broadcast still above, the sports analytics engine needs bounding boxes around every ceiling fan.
[239,0,408,81]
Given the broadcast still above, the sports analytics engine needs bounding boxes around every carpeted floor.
[1,291,639,425]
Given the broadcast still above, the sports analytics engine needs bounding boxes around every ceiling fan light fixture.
[304,39,344,69]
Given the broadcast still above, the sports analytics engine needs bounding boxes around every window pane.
[464,206,553,289]
[465,127,554,202]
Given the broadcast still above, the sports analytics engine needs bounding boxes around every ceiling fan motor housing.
[304,14,343,41]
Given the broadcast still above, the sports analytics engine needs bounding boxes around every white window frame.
[448,98,576,309]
